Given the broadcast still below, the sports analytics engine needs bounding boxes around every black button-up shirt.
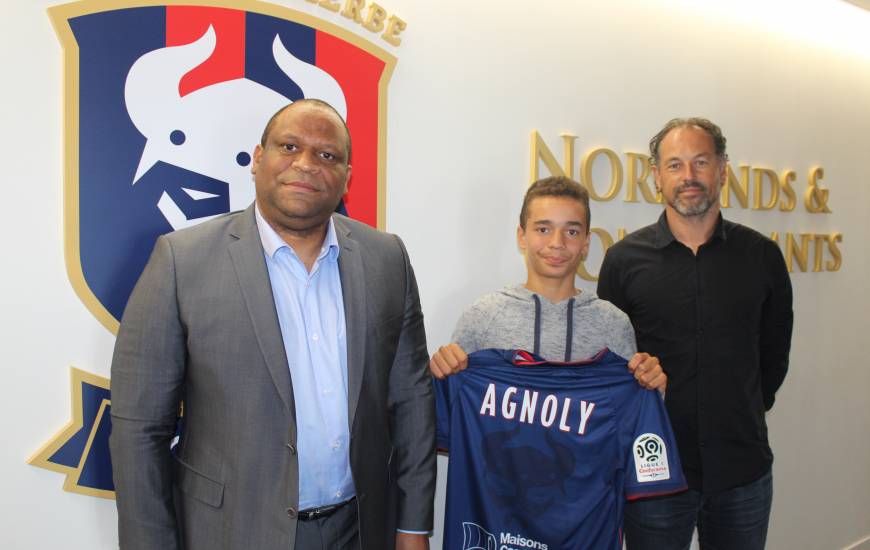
[597,212,793,492]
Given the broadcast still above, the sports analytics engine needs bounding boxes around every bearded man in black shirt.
[597,117,793,550]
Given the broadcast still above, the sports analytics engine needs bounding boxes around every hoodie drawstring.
[532,294,542,356]
[565,297,575,362]
[532,293,576,362]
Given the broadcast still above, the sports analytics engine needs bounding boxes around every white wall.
[3,0,868,548]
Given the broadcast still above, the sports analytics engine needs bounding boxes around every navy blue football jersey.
[435,348,686,550]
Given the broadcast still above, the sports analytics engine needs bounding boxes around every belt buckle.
[297,497,352,521]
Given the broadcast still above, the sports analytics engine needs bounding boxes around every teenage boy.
[429,176,665,389]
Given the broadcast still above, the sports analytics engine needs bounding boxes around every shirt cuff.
[397,529,430,535]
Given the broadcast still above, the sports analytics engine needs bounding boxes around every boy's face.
[517,196,590,284]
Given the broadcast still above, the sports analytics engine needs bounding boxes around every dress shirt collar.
[255,203,340,263]
[653,210,727,249]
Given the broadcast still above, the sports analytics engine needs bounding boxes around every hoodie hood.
[498,284,596,307]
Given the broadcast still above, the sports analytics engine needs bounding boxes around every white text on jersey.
[479,383,596,435]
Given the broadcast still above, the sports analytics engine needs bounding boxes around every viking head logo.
[54,4,393,330]
[124,25,347,230]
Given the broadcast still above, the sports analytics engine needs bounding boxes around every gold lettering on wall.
[530,131,570,180]
[340,0,365,22]
[382,16,407,46]
[531,130,843,276]
[362,2,388,32]
[773,232,843,273]
[805,166,832,213]
[752,168,779,210]
[722,165,750,209]
[779,170,797,212]
[625,152,659,204]
[581,148,622,201]
[786,233,813,272]
[309,0,407,46]
[826,233,843,271]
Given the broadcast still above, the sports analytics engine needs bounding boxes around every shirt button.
[286,507,297,518]
[285,443,296,454]
[335,491,342,498]
[312,334,319,342]
[332,440,341,449]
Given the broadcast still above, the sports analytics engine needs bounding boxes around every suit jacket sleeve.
[387,235,436,532]
[109,235,185,550]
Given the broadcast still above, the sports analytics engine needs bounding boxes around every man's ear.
[251,144,263,175]
[516,225,527,253]
[342,164,352,195]
[581,231,591,260]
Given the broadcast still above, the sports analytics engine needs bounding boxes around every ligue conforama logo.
[28,0,395,498]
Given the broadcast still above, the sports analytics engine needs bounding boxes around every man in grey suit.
[109,99,435,550]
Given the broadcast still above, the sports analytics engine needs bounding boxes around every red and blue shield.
[30,0,395,497]
[54,0,393,333]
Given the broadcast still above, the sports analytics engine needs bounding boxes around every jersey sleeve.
[434,375,453,452]
[620,387,687,500]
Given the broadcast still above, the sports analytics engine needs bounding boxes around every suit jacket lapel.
[336,216,366,430]
[228,205,295,416]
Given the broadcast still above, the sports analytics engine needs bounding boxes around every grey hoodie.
[452,284,637,361]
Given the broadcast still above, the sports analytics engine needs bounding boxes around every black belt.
[297,497,356,521]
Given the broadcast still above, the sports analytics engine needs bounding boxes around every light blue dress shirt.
[256,206,354,510]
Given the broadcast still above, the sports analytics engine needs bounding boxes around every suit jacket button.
[286,443,296,454]
[286,507,297,519]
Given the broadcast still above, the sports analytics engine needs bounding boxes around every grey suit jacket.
[109,205,435,550]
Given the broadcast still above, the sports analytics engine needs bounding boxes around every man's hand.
[396,532,429,550]
[628,352,667,392]
[429,343,468,379]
